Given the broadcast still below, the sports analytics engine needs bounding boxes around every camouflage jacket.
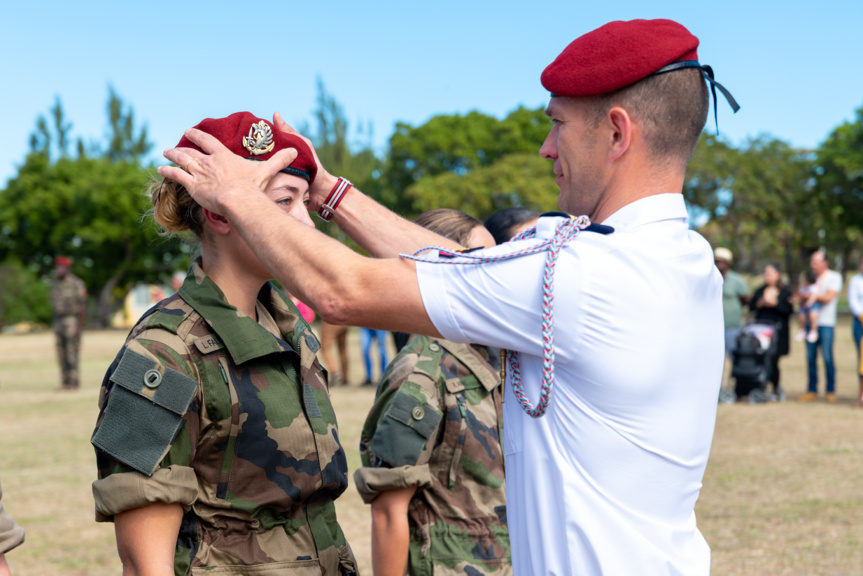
[355,335,510,576]
[51,272,86,317]
[91,262,357,576]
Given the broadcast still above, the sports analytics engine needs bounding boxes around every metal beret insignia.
[242,121,275,155]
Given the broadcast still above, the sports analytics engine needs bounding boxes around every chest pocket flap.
[92,348,197,476]
[370,378,443,468]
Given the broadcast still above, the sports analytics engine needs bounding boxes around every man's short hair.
[587,68,709,171]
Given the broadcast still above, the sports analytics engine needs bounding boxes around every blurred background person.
[320,321,351,386]
[847,255,863,407]
[848,256,863,365]
[392,209,501,352]
[51,255,87,390]
[170,270,186,294]
[714,247,749,358]
[794,271,822,343]
[749,263,793,398]
[799,251,842,403]
[355,208,510,576]
[359,327,389,386]
[0,476,24,576]
[484,207,540,246]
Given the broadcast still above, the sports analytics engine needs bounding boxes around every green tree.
[29,97,73,158]
[105,85,152,163]
[305,79,382,238]
[730,136,816,282]
[381,106,553,218]
[686,133,816,283]
[684,133,739,225]
[0,259,52,327]
[406,153,558,219]
[311,79,380,193]
[814,104,863,274]
[0,90,187,327]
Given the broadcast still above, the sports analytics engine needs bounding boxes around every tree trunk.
[95,239,132,328]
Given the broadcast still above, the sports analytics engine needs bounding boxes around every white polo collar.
[601,193,689,232]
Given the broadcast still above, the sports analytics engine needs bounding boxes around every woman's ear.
[202,208,231,236]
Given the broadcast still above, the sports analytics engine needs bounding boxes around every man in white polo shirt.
[798,251,843,403]
[162,18,738,575]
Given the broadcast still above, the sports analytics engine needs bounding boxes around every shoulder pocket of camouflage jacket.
[91,348,197,476]
[370,379,443,468]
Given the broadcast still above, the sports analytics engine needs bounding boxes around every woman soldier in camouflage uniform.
[355,209,511,576]
[90,112,357,576]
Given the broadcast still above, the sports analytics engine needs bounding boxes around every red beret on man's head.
[541,19,700,98]
[55,256,72,267]
[176,112,317,184]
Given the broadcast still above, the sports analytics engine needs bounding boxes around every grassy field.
[0,321,861,575]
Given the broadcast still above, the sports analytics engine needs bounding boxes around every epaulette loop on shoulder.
[539,212,614,235]
[583,222,615,235]
[411,339,445,379]
[144,307,187,335]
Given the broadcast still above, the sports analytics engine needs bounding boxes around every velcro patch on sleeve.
[370,387,443,467]
[91,348,197,476]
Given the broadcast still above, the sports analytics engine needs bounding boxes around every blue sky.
[2,0,862,187]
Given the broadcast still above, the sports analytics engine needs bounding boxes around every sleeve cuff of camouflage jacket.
[353,465,432,504]
[92,465,197,522]
[0,507,25,555]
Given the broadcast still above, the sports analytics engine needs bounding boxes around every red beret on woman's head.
[176,112,317,184]
[541,19,700,98]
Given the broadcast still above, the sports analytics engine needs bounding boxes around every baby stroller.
[719,320,783,404]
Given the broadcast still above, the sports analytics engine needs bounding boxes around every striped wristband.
[317,177,353,222]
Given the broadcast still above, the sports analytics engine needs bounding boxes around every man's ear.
[606,106,633,162]
[202,208,231,236]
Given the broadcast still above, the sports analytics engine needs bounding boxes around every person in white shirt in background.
[847,255,863,407]
[798,251,843,403]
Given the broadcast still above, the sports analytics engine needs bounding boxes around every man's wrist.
[310,172,338,206]
[317,177,353,222]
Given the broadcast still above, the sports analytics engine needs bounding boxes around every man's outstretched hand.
[158,128,298,214]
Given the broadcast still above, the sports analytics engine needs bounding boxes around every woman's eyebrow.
[273,184,303,194]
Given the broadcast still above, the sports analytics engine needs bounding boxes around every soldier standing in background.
[51,256,87,390]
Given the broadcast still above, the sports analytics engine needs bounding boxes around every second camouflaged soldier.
[90,113,358,575]
[355,210,510,576]
[51,256,87,390]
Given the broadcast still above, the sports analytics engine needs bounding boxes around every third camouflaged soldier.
[355,209,510,576]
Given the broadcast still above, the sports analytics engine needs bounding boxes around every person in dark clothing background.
[749,263,794,398]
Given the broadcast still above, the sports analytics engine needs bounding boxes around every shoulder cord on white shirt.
[401,215,591,418]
